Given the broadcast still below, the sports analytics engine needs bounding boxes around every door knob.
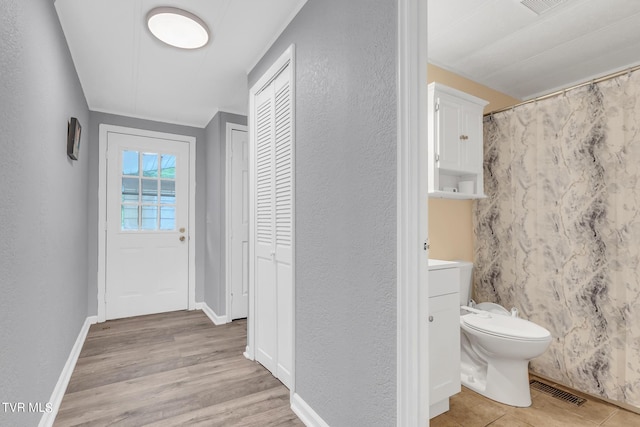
[179,236,186,242]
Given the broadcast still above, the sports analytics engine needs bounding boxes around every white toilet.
[458,261,552,407]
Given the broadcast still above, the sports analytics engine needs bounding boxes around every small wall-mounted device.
[67,117,81,160]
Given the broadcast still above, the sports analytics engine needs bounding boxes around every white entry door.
[105,130,190,320]
[228,125,249,320]
[251,48,294,389]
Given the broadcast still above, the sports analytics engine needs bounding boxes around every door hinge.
[435,154,440,163]
[435,101,440,112]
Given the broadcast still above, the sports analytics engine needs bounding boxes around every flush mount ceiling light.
[147,7,209,49]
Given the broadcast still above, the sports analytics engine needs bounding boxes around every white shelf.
[429,191,486,200]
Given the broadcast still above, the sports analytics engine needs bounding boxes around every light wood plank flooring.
[54,310,303,427]
[432,375,640,427]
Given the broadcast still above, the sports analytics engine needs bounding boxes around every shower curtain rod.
[485,63,640,116]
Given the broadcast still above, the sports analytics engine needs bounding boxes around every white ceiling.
[428,0,640,101]
[55,0,306,127]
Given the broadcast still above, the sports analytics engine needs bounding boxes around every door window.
[120,150,176,231]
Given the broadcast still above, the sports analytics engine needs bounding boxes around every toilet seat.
[474,302,509,315]
[461,313,551,341]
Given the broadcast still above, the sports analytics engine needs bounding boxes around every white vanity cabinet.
[428,83,488,199]
[428,260,461,419]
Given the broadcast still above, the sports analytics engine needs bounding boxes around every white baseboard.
[291,393,330,427]
[39,315,97,427]
[243,346,253,361]
[196,302,228,325]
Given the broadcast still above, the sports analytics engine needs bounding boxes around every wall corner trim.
[39,315,97,427]
[196,302,228,325]
[290,393,330,427]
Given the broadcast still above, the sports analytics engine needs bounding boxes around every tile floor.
[431,376,640,427]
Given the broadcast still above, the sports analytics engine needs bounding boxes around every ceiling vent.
[520,0,568,15]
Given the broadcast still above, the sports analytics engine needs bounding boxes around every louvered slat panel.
[274,82,292,247]
[256,97,273,245]
[252,52,294,388]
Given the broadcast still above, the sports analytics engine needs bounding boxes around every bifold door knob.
[179,236,186,242]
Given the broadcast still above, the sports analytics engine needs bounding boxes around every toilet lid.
[462,313,551,341]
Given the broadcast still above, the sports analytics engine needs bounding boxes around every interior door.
[253,60,294,389]
[229,127,249,320]
[255,84,278,374]
[273,69,293,387]
[105,131,190,320]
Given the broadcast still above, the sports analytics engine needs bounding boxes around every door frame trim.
[97,124,197,323]
[225,122,249,321]
[245,44,296,395]
[397,0,430,424]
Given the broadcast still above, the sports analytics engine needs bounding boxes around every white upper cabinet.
[428,83,488,199]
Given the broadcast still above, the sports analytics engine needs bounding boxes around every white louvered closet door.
[253,61,294,389]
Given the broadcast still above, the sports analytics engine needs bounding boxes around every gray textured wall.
[248,0,398,424]
[204,114,221,312]
[0,0,90,425]
[204,112,247,315]
[86,112,207,315]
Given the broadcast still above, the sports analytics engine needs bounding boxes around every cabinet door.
[436,93,484,174]
[429,292,461,405]
[435,95,462,172]
[459,104,483,173]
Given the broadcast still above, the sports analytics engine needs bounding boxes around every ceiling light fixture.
[147,7,209,49]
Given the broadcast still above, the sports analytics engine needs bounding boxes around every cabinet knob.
[429,316,434,322]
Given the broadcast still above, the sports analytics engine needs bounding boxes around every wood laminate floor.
[54,310,303,427]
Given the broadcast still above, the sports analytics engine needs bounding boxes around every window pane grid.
[121,150,177,231]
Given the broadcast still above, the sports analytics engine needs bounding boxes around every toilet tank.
[457,261,473,306]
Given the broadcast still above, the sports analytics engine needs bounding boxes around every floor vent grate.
[519,0,568,15]
[530,380,587,406]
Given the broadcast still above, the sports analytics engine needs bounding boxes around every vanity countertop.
[428,259,461,271]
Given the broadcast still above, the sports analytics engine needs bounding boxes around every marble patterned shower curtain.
[474,71,640,409]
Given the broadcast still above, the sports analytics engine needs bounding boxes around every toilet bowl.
[458,262,552,407]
